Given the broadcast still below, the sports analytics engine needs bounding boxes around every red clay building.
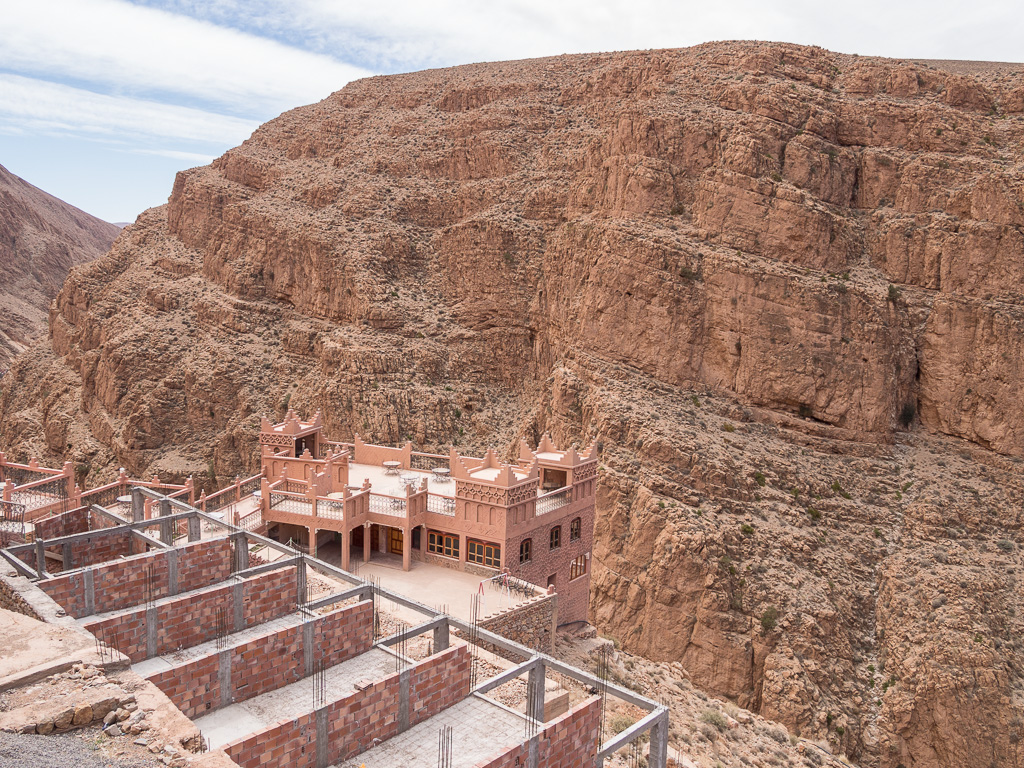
[258,412,597,624]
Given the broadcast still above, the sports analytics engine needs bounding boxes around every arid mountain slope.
[2,42,1024,768]
[0,164,120,375]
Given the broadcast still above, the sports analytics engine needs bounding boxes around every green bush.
[609,714,636,735]
[741,524,755,535]
[700,709,729,732]
[754,472,767,487]
[761,605,779,631]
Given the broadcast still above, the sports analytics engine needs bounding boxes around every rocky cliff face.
[2,42,1024,768]
[0,164,120,375]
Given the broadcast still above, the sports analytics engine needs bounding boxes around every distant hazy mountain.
[0,164,120,374]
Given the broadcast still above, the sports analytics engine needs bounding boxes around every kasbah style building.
[258,410,597,624]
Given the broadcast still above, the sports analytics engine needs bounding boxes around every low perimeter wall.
[83,566,298,663]
[224,643,471,768]
[473,696,602,768]
[149,600,374,718]
[39,538,234,618]
[479,592,557,655]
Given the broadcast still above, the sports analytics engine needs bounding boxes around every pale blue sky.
[1,0,1021,223]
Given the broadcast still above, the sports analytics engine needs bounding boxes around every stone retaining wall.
[479,592,557,654]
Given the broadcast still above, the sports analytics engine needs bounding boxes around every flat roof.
[348,462,455,499]
[469,467,528,482]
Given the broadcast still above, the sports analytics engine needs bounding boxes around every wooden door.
[389,527,404,554]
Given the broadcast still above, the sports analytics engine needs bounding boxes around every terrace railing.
[369,493,407,517]
[410,452,449,472]
[238,506,263,532]
[427,494,456,516]
[10,474,69,520]
[0,499,26,547]
[318,441,354,459]
[0,464,60,486]
[269,491,313,517]
[536,486,572,516]
[78,481,123,511]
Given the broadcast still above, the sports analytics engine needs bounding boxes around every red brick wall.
[226,711,318,768]
[87,610,148,663]
[474,696,601,768]
[222,643,470,768]
[243,566,296,624]
[33,507,91,540]
[175,538,234,592]
[149,652,221,719]
[38,571,86,617]
[327,643,471,764]
[39,538,233,619]
[82,566,298,663]
[66,530,134,571]
[507,500,594,625]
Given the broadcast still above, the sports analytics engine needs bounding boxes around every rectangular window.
[570,517,581,541]
[519,538,532,564]
[570,554,587,581]
[427,530,459,559]
[468,540,501,569]
[550,525,561,550]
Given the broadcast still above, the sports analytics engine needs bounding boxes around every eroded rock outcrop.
[2,42,1024,768]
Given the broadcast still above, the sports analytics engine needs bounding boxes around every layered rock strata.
[2,42,1024,768]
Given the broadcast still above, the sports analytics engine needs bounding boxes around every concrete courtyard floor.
[314,547,532,623]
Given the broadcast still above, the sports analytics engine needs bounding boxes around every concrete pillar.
[159,499,173,544]
[131,488,145,523]
[362,523,371,563]
[340,527,350,571]
[527,661,546,723]
[34,539,46,577]
[432,619,449,652]
[296,557,307,608]
[402,527,411,572]
[459,533,467,566]
[187,514,201,542]
[231,532,248,573]
[648,709,670,768]
[308,526,317,558]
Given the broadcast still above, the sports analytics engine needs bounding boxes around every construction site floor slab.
[193,647,396,749]
[333,693,528,768]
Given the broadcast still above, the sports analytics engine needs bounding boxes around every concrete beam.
[0,549,37,579]
[376,616,447,649]
[597,706,670,763]
[129,527,169,551]
[232,554,302,580]
[304,584,372,612]
[474,657,540,696]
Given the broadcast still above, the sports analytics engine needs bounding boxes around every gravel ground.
[0,731,162,768]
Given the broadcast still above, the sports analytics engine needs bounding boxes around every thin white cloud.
[128,148,217,163]
[0,75,259,145]
[0,0,370,116]
[150,0,1024,71]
